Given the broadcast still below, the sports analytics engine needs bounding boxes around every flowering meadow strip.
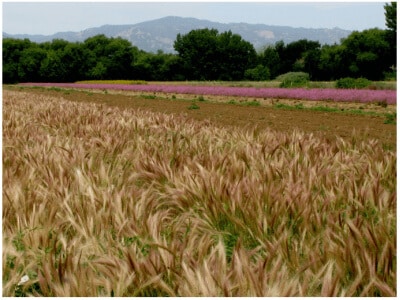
[75,80,147,85]
[19,82,397,104]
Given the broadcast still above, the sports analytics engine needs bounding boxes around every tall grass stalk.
[3,90,396,296]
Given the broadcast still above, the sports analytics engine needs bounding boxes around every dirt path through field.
[7,86,396,149]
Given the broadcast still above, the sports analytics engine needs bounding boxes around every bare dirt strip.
[7,86,396,150]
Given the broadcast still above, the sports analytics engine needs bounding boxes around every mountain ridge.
[3,16,352,53]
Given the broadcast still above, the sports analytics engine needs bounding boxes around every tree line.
[3,3,396,83]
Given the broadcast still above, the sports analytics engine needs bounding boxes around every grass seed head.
[3,90,396,296]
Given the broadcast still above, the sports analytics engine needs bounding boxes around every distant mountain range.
[3,16,352,53]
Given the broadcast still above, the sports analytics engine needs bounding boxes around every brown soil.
[7,86,396,150]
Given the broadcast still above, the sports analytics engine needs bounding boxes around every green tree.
[18,46,47,82]
[133,50,183,81]
[303,48,321,80]
[216,30,257,80]
[104,37,136,79]
[174,28,219,80]
[39,49,67,82]
[174,28,256,80]
[384,2,396,71]
[317,44,347,80]
[278,39,321,75]
[89,61,107,79]
[3,38,32,83]
[160,52,185,80]
[83,34,110,56]
[244,64,270,81]
[60,42,89,82]
[261,45,280,78]
[384,2,396,32]
[133,51,164,80]
[341,28,391,80]
[83,35,111,79]
[40,39,70,51]
[81,35,137,80]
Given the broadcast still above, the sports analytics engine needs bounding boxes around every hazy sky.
[3,2,387,35]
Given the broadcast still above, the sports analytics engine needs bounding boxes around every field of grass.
[3,90,396,296]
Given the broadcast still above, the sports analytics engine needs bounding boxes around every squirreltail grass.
[3,90,396,296]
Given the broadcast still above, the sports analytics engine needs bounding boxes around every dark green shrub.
[141,94,156,99]
[244,65,271,81]
[336,77,372,89]
[355,78,372,88]
[188,102,200,110]
[384,70,396,81]
[242,100,261,106]
[277,72,310,88]
[384,112,396,124]
[336,77,355,88]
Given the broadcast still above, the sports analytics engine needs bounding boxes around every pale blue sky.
[2,2,387,35]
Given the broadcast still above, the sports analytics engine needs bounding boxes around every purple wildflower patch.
[19,82,397,104]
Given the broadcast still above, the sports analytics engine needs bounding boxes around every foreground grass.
[3,90,396,296]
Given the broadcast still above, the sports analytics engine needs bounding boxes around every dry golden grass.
[3,90,396,296]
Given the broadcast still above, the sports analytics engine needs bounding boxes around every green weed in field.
[384,112,396,124]
[242,100,261,107]
[141,94,157,99]
[188,102,200,110]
